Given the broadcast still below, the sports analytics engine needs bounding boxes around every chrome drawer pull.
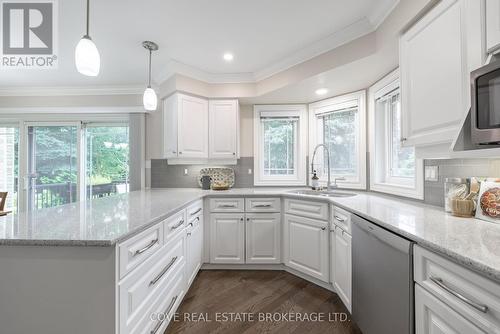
[190,208,202,216]
[254,204,272,208]
[151,295,178,334]
[134,238,158,256]
[430,276,488,313]
[334,215,346,222]
[149,256,178,286]
[219,204,236,208]
[170,219,184,230]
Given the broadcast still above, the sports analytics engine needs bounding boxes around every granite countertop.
[1,187,500,282]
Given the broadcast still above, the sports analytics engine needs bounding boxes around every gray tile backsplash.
[151,157,255,188]
[423,158,500,207]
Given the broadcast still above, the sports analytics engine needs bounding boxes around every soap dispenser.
[311,170,319,190]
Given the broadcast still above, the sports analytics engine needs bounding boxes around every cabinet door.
[415,285,484,334]
[186,223,203,287]
[177,94,209,158]
[400,0,469,147]
[209,213,245,264]
[209,100,238,159]
[283,214,329,282]
[333,228,352,312]
[245,213,281,264]
[163,95,178,159]
[486,0,500,53]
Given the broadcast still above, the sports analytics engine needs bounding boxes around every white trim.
[368,69,424,200]
[308,90,367,190]
[0,86,144,96]
[253,105,307,186]
[0,106,145,114]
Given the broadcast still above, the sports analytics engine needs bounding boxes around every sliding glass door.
[26,124,79,211]
[85,125,129,200]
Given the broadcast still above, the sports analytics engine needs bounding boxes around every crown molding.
[0,106,145,114]
[0,85,145,96]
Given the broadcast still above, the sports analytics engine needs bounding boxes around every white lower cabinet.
[415,285,484,334]
[186,223,203,287]
[284,214,329,282]
[332,226,352,312]
[245,213,281,264]
[209,213,245,263]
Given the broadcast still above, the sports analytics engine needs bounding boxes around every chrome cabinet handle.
[149,256,178,286]
[190,208,202,216]
[134,238,158,256]
[334,215,346,222]
[254,204,272,208]
[170,219,184,230]
[430,276,488,313]
[400,137,407,142]
[150,295,178,334]
[321,227,326,231]
[179,151,183,154]
[188,222,193,228]
[219,204,236,208]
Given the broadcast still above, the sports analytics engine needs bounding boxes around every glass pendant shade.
[143,87,158,111]
[75,36,100,76]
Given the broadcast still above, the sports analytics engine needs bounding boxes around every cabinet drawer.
[284,198,328,221]
[414,245,500,332]
[245,198,280,213]
[164,209,186,242]
[209,197,244,212]
[331,205,351,234]
[187,200,203,220]
[119,234,185,334]
[119,223,164,279]
[130,268,185,334]
[415,284,484,334]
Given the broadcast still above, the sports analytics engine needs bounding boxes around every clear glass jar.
[444,178,469,213]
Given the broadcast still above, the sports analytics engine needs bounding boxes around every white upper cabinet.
[400,0,484,154]
[209,99,239,159]
[177,94,209,158]
[151,94,239,164]
[486,0,500,53]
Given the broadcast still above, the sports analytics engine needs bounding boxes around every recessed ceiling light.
[223,53,234,61]
[315,88,328,96]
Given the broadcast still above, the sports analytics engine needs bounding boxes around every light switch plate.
[425,166,439,182]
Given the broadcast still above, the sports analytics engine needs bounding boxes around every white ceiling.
[0,0,398,88]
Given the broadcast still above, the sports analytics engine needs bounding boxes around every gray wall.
[151,157,254,188]
[423,158,500,207]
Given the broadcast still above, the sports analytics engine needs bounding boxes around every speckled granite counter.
[1,188,500,282]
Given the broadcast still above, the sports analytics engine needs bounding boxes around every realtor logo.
[1,0,58,69]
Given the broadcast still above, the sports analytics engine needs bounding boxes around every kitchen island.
[1,188,500,334]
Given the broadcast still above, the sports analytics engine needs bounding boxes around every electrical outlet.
[248,169,252,175]
[184,168,188,176]
[425,166,439,182]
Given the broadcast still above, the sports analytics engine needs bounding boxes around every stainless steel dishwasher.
[351,215,414,334]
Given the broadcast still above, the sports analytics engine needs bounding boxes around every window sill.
[370,183,423,200]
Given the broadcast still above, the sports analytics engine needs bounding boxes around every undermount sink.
[289,189,357,198]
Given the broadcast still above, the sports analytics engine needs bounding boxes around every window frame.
[368,69,424,199]
[253,105,307,186]
[308,90,367,189]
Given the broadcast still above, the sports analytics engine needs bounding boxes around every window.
[369,70,423,199]
[86,125,130,200]
[309,91,367,189]
[0,125,19,212]
[254,105,307,186]
[0,115,134,213]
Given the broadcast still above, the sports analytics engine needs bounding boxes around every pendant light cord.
[86,0,90,37]
[148,49,152,88]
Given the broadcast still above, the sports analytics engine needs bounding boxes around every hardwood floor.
[165,270,362,334]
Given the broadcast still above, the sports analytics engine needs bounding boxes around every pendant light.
[75,0,100,76]
[142,41,159,111]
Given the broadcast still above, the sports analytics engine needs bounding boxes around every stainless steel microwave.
[471,60,500,145]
